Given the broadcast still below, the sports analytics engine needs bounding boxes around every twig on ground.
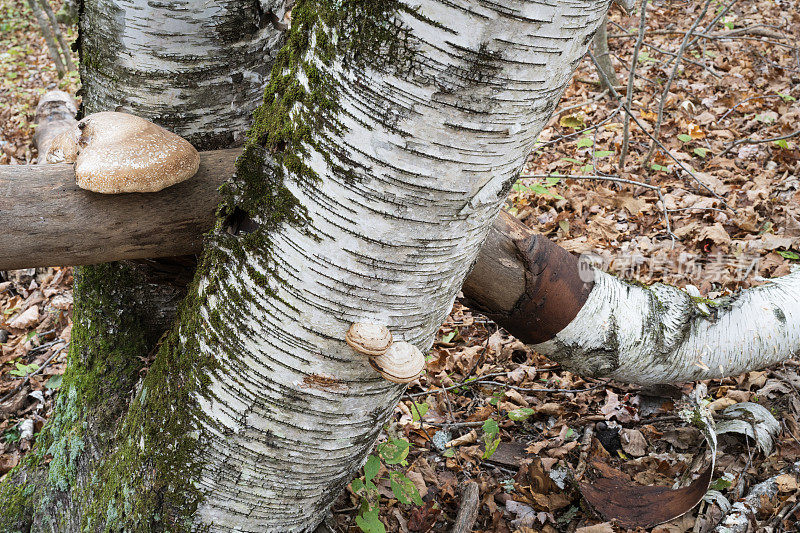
[461,324,495,381]
[643,0,714,166]
[537,105,622,148]
[718,128,800,158]
[520,173,677,241]
[470,380,608,394]
[683,0,740,55]
[441,387,456,425]
[667,206,727,214]
[611,53,661,86]
[553,90,610,117]
[770,499,800,530]
[714,35,798,50]
[719,94,787,122]
[408,373,606,399]
[26,339,65,355]
[714,462,800,532]
[423,420,485,429]
[608,20,721,79]
[0,343,68,404]
[404,393,433,444]
[574,423,594,480]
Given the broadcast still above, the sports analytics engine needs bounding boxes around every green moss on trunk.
[1,2,423,531]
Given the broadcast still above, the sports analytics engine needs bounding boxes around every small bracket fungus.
[45,111,199,193]
[369,341,425,384]
[345,322,393,356]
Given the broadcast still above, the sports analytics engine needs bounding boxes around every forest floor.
[1,0,800,531]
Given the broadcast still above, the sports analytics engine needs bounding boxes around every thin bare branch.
[718,128,800,158]
[25,0,65,76]
[643,0,714,166]
[587,50,730,209]
[620,0,649,167]
[37,0,75,72]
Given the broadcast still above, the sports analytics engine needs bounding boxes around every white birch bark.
[80,0,289,148]
[188,1,610,530]
[534,268,800,384]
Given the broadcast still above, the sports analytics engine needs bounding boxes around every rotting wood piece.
[451,481,480,533]
[464,211,593,345]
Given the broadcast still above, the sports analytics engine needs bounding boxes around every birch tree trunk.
[80,0,288,149]
[0,0,611,531]
[0,0,287,530]
[467,213,800,384]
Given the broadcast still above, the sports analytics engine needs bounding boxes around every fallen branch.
[5,92,800,386]
[718,128,800,158]
[520,173,676,241]
[451,482,480,533]
[714,462,800,532]
[0,149,239,270]
[5,156,800,384]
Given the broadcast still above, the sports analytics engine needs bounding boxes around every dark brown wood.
[0,149,238,271]
[451,481,480,533]
[0,156,589,343]
[465,210,593,344]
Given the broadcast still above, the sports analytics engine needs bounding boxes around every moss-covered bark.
[0,0,288,528]
[1,0,613,530]
[0,262,184,531]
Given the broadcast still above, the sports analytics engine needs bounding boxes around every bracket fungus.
[345,322,393,356]
[45,111,199,193]
[369,341,425,384]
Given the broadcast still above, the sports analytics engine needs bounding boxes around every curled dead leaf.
[579,465,712,528]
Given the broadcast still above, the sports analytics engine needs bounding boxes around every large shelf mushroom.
[46,111,199,193]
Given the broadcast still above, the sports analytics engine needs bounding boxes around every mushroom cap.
[47,112,199,194]
[369,341,425,384]
[45,128,79,164]
[346,322,393,356]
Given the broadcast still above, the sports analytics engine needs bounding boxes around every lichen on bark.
[0,262,177,531]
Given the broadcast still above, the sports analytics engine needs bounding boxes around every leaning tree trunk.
[0,0,288,530]
[0,0,610,531]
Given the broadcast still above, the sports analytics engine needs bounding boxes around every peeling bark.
[535,268,800,384]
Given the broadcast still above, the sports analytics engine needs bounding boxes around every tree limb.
[0,149,238,270]
[2,152,800,385]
